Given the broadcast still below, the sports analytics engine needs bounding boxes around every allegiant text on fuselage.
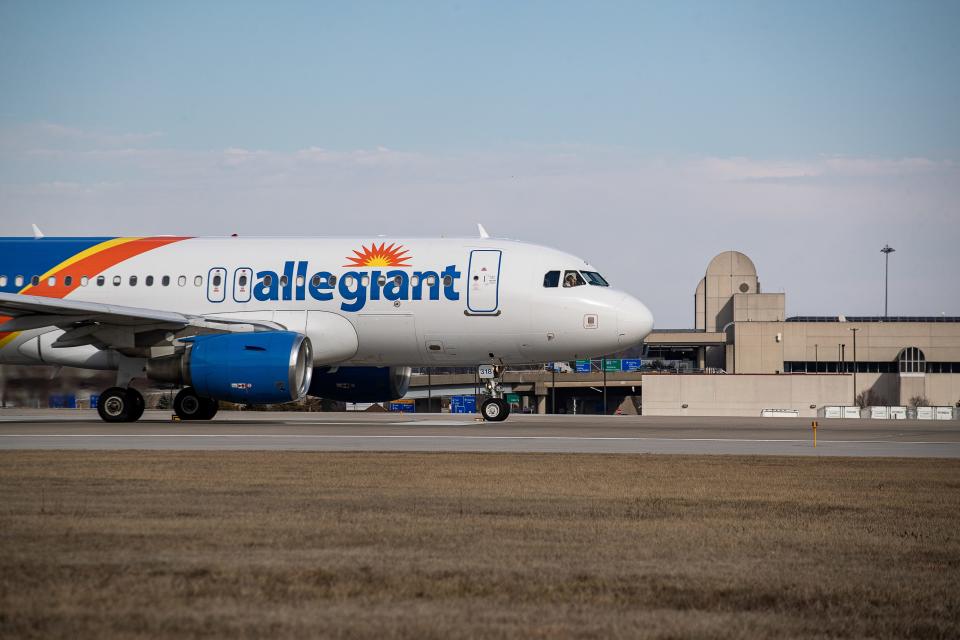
[251,261,461,312]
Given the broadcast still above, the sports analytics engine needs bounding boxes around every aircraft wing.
[0,292,281,348]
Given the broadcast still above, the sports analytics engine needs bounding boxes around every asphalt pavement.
[1,409,958,457]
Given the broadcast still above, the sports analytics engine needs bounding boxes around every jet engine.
[147,331,312,404]
[308,366,411,402]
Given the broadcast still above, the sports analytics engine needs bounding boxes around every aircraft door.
[233,267,253,303]
[207,268,227,303]
[466,249,502,314]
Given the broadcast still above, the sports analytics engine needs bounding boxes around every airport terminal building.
[642,251,960,416]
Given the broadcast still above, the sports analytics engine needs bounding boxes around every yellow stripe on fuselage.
[23,237,140,292]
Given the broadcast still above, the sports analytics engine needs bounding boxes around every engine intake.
[148,331,312,404]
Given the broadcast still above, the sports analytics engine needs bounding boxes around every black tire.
[97,387,131,423]
[480,398,510,422]
[125,388,145,422]
[198,397,219,421]
[174,387,204,420]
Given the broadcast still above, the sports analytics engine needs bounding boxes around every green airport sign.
[603,359,621,372]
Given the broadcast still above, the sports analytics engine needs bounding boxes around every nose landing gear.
[480,397,509,422]
[478,364,510,422]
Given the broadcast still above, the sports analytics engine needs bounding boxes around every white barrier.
[761,408,800,417]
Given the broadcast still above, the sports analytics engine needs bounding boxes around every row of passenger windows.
[0,272,453,290]
[543,270,609,288]
[0,274,207,289]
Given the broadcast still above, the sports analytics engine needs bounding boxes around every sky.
[0,0,958,327]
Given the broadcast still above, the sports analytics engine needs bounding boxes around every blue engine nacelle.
[147,331,313,404]
[308,366,411,402]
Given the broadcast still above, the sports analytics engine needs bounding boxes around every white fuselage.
[0,236,654,368]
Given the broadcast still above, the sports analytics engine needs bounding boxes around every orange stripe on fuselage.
[1,236,190,350]
[18,236,190,299]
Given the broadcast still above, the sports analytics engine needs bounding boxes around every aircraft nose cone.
[617,296,655,347]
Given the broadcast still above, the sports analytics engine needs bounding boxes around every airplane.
[0,231,654,422]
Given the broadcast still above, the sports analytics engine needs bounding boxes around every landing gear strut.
[479,365,510,422]
[174,387,219,421]
[97,387,145,423]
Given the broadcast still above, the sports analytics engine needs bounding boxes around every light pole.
[881,244,895,319]
[849,328,859,406]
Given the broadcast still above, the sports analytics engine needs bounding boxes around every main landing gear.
[479,364,510,422]
[173,387,219,421]
[95,385,218,422]
[97,387,145,423]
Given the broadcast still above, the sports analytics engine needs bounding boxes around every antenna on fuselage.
[477,223,490,239]
[31,224,45,239]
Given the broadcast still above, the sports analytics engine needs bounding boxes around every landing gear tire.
[480,397,510,422]
[174,388,218,421]
[97,386,141,423]
[126,388,145,422]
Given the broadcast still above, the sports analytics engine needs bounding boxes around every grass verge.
[1,452,959,638]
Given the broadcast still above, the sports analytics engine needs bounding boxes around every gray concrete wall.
[642,374,852,417]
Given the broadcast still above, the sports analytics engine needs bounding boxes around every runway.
[1,409,959,457]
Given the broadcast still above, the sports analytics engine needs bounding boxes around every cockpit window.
[563,270,586,288]
[543,271,560,288]
[581,271,609,287]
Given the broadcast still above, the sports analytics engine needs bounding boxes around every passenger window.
[194,276,203,287]
[280,275,289,287]
[80,276,89,287]
[129,276,138,286]
[31,275,40,286]
[97,276,105,286]
[0,276,7,287]
[113,276,121,286]
[361,276,369,287]
[443,275,452,287]
[262,274,272,287]
[343,275,355,287]
[178,276,187,287]
[161,275,170,287]
[295,275,304,288]
[329,275,337,286]
[213,274,223,287]
[14,275,23,287]
[543,271,560,288]
[581,271,609,287]
[562,271,585,288]
[377,275,387,286]
[239,275,248,287]
[393,275,403,286]
[145,275,154,286]
[64,276,73,287]
[47,276,56,287]
[411,275,419,287]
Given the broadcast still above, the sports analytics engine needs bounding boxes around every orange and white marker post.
[812,420,818,448]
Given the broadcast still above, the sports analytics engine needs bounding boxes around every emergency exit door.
[207,267,227,303]
[466,249,502,314]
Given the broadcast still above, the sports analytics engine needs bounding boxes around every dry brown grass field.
[1,452,958,639]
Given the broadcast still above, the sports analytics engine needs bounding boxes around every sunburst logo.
[343,242,411,267]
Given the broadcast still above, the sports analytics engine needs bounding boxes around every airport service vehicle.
[0,233,654,422]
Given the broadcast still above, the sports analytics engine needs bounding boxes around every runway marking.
[0,434,956,445]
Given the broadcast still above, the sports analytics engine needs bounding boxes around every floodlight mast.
[881,244,895,319]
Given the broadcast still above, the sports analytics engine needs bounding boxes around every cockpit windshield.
[562,271,585,288]
[544,270,606,288]
[581,271,609,287]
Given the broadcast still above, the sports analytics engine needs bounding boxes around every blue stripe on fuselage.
[0,237,113,294]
